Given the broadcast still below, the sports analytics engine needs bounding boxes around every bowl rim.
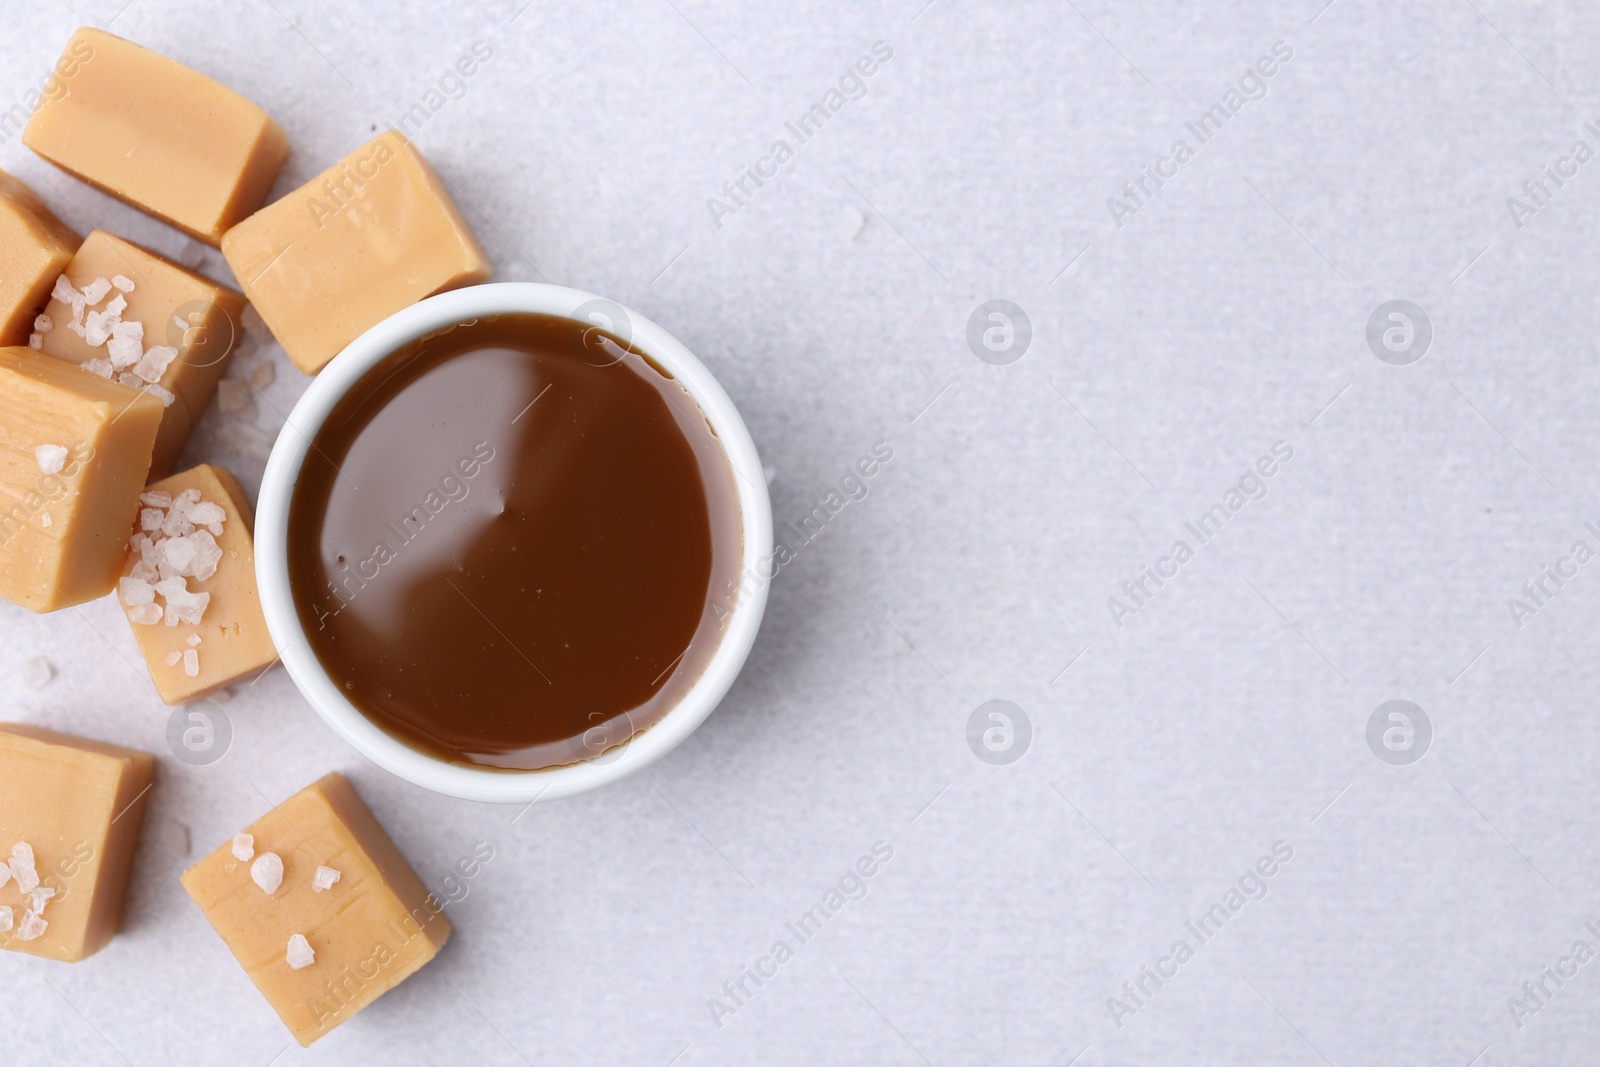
[253,282,772,803]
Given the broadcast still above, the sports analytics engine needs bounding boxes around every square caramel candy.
[182,773,451,1046]
[0,169,79,347]
[0,347,162,612]
[39,230,245,476]
[222,131,491,375]
[116,463,276,704]
[0,723,154,962]
[23,27,288,245]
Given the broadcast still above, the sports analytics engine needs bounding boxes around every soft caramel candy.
[117,463,276,704]
[23,27,288,245]
[182,773,451,1046]
[222,131,491,375]
[0,348,162,611]
[0,169,79,347]
[39,231,245,476]
[0,723,154,962]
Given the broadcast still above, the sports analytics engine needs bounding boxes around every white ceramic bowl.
[255,283,771,804]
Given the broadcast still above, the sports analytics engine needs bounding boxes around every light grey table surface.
[3,1,1599,1064]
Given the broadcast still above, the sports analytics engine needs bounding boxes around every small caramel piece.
[117,463,276,704]
[0,169,79,347]
[222,131,491,375]
[39,231,245,476]
[182,773,451,1046]
[0,723,154,962]
[23,27,288,245]
[0,348,162,612]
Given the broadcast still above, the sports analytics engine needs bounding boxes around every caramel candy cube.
[39,230,245,476]
[222,131,491,375]
[0,348,162,611]
[0,723,154,962]
[0,169,79,347]
[182,773,451,1046]
[117,463,276,704]
[24,28,287,245]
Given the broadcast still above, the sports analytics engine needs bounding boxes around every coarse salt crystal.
[23,657,53,691]
[107,335,142,369]
[183,648,199,677]
[231,833,254,861]
[111,275,135,292]
[111,318,143,342]
[242,304,271,341]
[179,489,202,504]
[158,581,209,627]
[140,508,164,531]
[65,319,86,338]
[119,577,156,605]
[251,851,284,894]
[16,910,47,941]
[34,313,51,332]
[81,277,111,306]
[216,379,251,415]
[83,311,112,347]
[0,860,10,889]
[34,444,67,474]
[286,933,314,969]
[126,603,162,625]
[130,560,159,583]
[82,358,113,378]
[143,383,176,408]
[186,634,202,646]
[250,361,276,390]
[27,333,42,350]
[30,887,54,914]
[39,513,51,528]
[0,906,10,933]
[10,843,38,893]
[140,490,173,508]
[164,651,182,667]
[188,502,225,532]
[51,275,79,305]
[311,866,341,892]
[104,293,126,317]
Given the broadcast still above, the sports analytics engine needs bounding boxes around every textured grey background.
[2,0,1599,1064]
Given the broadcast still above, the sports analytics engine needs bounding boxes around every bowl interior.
[254,283,771,803]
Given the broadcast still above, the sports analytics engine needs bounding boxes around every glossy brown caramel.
[287,313,741,770]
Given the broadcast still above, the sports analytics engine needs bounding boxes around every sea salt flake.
[143,383,176,408]
[39,513,51,528]
[119,577,156,605]
[0,860,10,890]
[104,293,126,317]
[111,319,143,342]
[286,933,314,969]
[231,833,254,861]
[125,603,162,625]
[251,851,284,894]
[242,304,271,341]
[27,333,42,350]
[107,335,143,368]
[30,887,54,914]
[140,490,173,508]
[130,560,159,583]
[83,311,112,347]
[81,277,111,306]
[140,507,165,531]
[164,651,182,667]
[183,648,199,677]
[0,906,10,933]
[10,843,38,893]
[65,319,86,338]
[82,358,113,378]
[33,314,51,332]
[250,361,275,390]
[51,275,80,305]
[157,581,209,627]
[132,345,177,384]
[23,657,53,690]
[311,866,341,892]
[16,910,47,941]
[216,379,251,415]
[34,444,67,474]
[111,275,135,292]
